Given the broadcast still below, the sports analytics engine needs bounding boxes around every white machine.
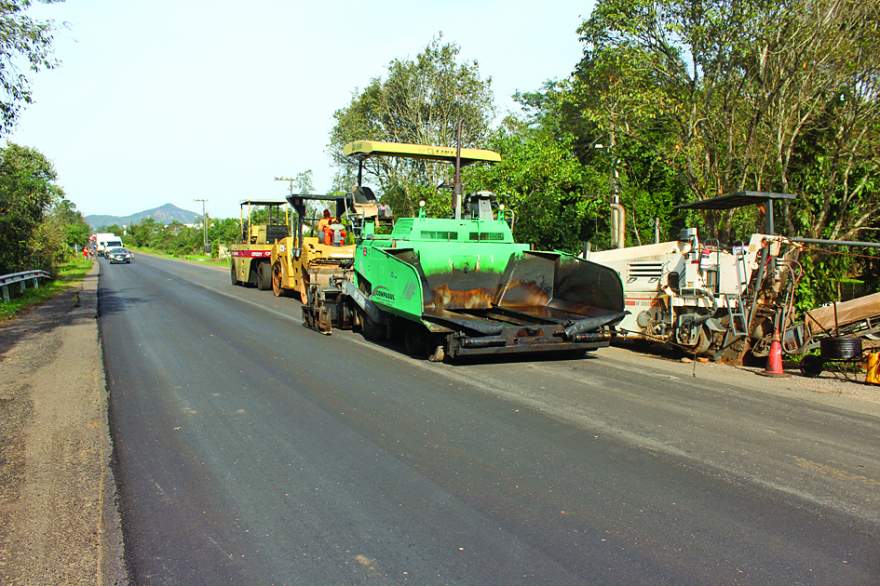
[587,192,802,361]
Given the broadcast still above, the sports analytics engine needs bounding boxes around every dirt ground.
[609,340,880,413]
[0,263,126,585]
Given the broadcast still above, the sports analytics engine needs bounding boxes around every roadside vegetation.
[0,143,91,275]
[104,1,876,310]
[328,2,879,309]
[0,1,94,319]
[0,144,93,323]
[0,257,92,321]
[127,245,228,267]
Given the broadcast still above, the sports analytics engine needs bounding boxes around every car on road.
[107,247,133,264]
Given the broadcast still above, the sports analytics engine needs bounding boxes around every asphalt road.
[100,254,880,585]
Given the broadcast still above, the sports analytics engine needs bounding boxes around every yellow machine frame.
[230,200,289,290]
[269,195,355,301]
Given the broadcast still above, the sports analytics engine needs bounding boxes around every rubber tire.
[272,263,285,297]
[256,262,272,291]
[298,274,309,304]
[800,355,824,378]
[361,312,385,342]
[404,324,429,358]
[820,336,862,360]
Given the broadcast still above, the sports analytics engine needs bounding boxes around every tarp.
[805,292,880,335]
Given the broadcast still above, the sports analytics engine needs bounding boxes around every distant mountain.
[86,203,201,229]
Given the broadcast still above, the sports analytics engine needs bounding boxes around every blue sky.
[9,1,594,219]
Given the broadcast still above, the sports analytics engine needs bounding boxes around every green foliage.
[127,216,246,258]
[329,34,494,216]
[576,0,880,243]
[795,254,857,312]
[0,143,85,273]
[0,0,60,136]
[56,200,91,247]
[96,223,124,235]
[570,0,878,299]
[31,196,90,269]
[465,125,605,252]
[324,16,877,308]
[0,257,91,321]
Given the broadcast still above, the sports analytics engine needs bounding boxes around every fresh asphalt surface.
[99,255,880,585]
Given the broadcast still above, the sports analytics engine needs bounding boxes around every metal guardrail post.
[0,269,52,302]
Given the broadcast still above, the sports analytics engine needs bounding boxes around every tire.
[272,263,285,297]
[230,263,239,285]
[256,262,272,290]
[800,355,824,378]
[404,324,429,358]
[298,273,309,303]
[820,336,862,360]
[361,310,385,342]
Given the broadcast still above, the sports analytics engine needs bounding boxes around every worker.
[330,222,347,246]
[317,209,332,234]
[322,221,347,246]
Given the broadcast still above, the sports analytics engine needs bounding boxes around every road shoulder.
[0,262,127,585]
[129,248,228,272]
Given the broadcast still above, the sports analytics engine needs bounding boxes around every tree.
[329,34,495,216]
[0,1,60,136]
[0,142,61,272]
[577,0,880,241]
[127,218,161,248]
[208,217,241,248]
[96,223,125,236]
[30,195,87,268]
[51,197,90,247]
[465,120,606,252]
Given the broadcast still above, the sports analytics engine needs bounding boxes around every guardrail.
[0,270,52,302]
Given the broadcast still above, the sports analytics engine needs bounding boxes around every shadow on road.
[449,349,600,366]
[96,286,151,318]
[361,331,599,366]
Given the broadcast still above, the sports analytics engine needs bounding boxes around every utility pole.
[275,176,296,195]
[595,135,625,249]
[194,198,209,254]
[453,120,463,219]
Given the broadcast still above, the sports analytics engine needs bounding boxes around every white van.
[95,233,124,257]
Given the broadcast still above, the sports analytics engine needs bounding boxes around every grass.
[129,246,229,267]
[0,257,94,321]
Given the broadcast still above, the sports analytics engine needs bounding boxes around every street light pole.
[194,198,209,254]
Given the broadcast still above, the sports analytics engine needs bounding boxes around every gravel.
[0,263,126,585]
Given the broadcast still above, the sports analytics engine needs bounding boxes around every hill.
[86,203,201,229]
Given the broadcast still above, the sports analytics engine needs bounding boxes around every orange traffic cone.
[758,329,789,378]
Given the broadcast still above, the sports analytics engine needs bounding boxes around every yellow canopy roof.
[343,140,501,165]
